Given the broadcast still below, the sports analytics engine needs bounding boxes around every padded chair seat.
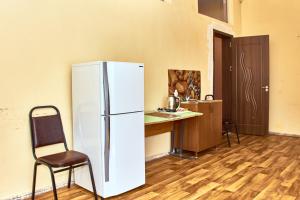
[38,150,88,167]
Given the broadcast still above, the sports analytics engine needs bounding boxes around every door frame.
[213,29,234,122]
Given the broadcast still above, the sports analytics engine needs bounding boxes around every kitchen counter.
[144,110,203,126]
[144,110,203,159]
[181,100,222,104]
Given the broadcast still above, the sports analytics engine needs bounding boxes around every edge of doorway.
[212,29,233,98]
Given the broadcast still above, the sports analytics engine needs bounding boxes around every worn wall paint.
[240,0,300,135]
[0,0,241,198]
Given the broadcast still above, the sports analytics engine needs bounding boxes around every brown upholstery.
[32,115,65,148]
[38,150,88,167]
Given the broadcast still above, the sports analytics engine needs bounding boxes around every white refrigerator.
[72,61,145,198]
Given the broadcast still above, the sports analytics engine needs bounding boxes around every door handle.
[104,116,110,182]
[103,62,110,182]
[262,86,269,92]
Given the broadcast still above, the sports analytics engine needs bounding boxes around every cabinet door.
[198,102,222,151]
[176,103,199,151]
[207,104,215,148]
[197,104,211,151]
[183,117,200,152]
[212,102,222,145]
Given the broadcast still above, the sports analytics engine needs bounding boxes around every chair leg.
[68,166,72,188]
[235,124,240,144]
[48,166,58,200]
[87,159,98,200]
[226,131,231,147]
[31,162,38,200]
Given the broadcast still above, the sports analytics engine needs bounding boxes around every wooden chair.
[29,105,98,200]
[204,95,240,147]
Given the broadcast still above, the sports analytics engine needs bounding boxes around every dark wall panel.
[198,0,228,22]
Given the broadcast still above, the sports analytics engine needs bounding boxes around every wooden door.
[233,35,269,135]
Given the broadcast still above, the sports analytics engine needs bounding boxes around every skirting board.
[3,180,74,200]
[146,152,169,162]
[269,131,300,138]
[8,154,168,199]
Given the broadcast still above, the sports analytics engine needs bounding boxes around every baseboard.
[6,154,168,199]
[3,180,73,200]
[145,152,169,162]
[269,131,300,138]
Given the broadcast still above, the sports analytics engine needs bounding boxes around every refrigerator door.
[102,61,144,115]
[72,63,103,195]
[100,111,145,198]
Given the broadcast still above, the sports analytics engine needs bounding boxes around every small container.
[167,96,180,111]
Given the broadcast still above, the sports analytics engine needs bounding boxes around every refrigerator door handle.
[103,62,110,116]
[103,62,110,182]
[104,116,110,182]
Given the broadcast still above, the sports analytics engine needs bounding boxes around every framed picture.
[168,69,201,100]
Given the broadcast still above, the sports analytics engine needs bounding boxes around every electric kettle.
[167,96,180,112]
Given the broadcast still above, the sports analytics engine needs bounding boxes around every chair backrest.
[205,94,214,101]
[29,106,68,153]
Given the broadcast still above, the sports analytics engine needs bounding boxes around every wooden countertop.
[144,110,203,125]
[181,100,222,104]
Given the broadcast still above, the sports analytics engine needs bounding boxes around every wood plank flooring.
[32,134,300,200]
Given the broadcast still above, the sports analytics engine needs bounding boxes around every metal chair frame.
[223,121,240,147]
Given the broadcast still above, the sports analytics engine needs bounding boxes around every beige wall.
[0,0,241,198]
[240,0,300,135]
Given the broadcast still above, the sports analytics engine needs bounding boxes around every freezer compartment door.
[103,62,144,115]
[101,112,145,197]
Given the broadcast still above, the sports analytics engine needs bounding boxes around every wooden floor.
[33,134,300,200]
